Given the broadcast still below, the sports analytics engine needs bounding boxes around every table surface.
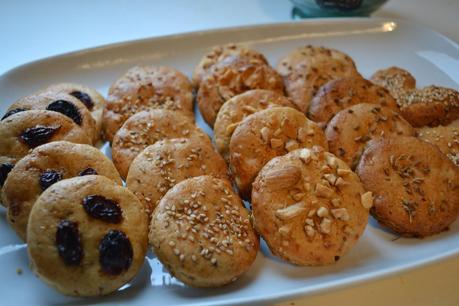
[1,1,458,305]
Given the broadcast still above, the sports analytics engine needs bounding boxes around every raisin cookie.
[229,107,327,199]
[417,124,459,166]
[308,75,398,127]
[192,43,268,88]
[197,55,284,127]
[370,66,416,100]
[126,138,229,214]
[356,136,459,237]
[276,45,359,113]
[27,175,148,296]
[252,146,370,266]
[103,66,194,141]
[7,91,97,143]
[112,109,209,179]
[3,141,122,240]
[325,103,415,168]
[150,175,259,287]
[214,89,298,162]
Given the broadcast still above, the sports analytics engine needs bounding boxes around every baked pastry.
[103,66,194,141]
[192,43,268,88]
[370,66,416,100]
[252,146,370,266]
[27,175,148,296]
[3,141,122,240]
[229,107,327,199]
[325,103,415,168]
[46,83,106,142]
[308,75,398,127]
[197,55,284,127]
[111,109,209,179]
[417,123,459,166]
[214,89,298,162]
[149,175,259,287]
[126,138,228,214]
[276,45,359,113]
[7,91,97,143]
[356,136,459,237]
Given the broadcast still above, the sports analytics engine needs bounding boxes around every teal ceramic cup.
[291,0,388,18]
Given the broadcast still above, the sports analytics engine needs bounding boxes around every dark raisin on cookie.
[79,167,98,176]
[99,230,133,275]
[70,91,94,110]
[56,220,83,266]
[20,125,61,148]
[46,100,82,125]
[0,163,14,187]
[39,169,62,191]
[83,195,122,223]
[1,108,27,121]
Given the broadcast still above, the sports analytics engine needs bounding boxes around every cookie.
[27,175,148,296]
[112,109,209,179]
[2,141,122,241]
[252,146,370,266]
[46,83,106,142]
[149,175,259,287]
[370,66,416,100]
[214,89,298,162]
[356,136,459,237]
[192,43,268,88]
[103,66,194,141]
[308,75,398,127]
[325,103,415,169]
[7,91,97,143]
[126,138,229,214]
[397,85,459,127]
[417,124,459,166]
[276,45,359,113]
[229,107,327,199]
[197,55,284,127]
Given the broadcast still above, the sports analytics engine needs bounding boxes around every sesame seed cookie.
[370,66,416,100]
[149,175,258,287]
[27,175,148,296]
[417,124,459,166]
[192,43,268,88]
[214,89,298,162]
[46,83,106,142]
[111,109,209,179]
[356,136,459,237]
[252,146,370,266]
[126,138,229,215]
[103,66,194,141]
[7,91,98,144]
[325,103,415,169]
[308,75,398,127]
[397,86,459,127]
[197,55,284,127]
[276,45,359,113]
[2,141,122,241]
[229,107,327,199]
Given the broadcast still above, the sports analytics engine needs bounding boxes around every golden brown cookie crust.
[370,66,416,100]
[417,123,459,166]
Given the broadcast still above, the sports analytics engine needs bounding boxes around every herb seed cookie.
[370,66,416,100]
[149,175,259,287]
[252,146,370,266]
[214,89,298,162]
[417,124,459,166]
[111,109,209,179]
[3,141,122,241]
[126,138,229,215]
[308,75,398,127]
[229,107,327,199]
[356,136,459,237]
[325,103,415,169]
[197,55,284,127]
[276,45,359,113]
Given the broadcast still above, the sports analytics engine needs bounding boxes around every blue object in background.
[291,0,388,18]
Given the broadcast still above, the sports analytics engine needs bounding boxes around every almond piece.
[361,191,373,209]
[300,149,312,164]
[260,127,270,143]
[270,138,283,149]
[285,139,299,152]
[337,168,353,176]
[315,183,334,198]
[297,127,307,142]
[264,165,301,190]
[317,206,329,217]
[319,218,332,234]
[305,225,315,237]
[275,202,306,220]
[331,208,349,221]
[323,173,337,186]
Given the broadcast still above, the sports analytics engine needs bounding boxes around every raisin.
[79,167,98,176]
[0,163,14,187]
[99,230,133,275]
[56,220,83,266]
[1,108,27,121]
[83,195,122,223]
[40,169,62,190]
[46,100,82,125]
[315,0,362,10]
[70,91,94,110]
[20,125,61,148]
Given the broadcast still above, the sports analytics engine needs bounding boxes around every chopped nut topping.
[335,177,347,187]
[260,127,270,143]
[361,191,373,209]
[300,150,312,164]
[331,208,349,221]
[317,206,329,217]
[319,218,332,234]
[278,224,291,235]
[315,183,334,198]
[270,138,283,149]
[331,198,341,207]
[292,192,305,201]
[285,139,299,152]
[337,168,352,176]
[323,173,337,186]
[297,127,308,142]
[305,225,315,237]
[275,202,306,220]
[305,218,314,226]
